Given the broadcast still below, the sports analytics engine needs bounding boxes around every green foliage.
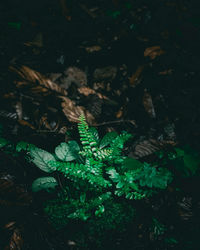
[32,177,58,192]
[50,161,111,188]
[0,137,10,148]
[28,147,57,173]
[174,146,200,176]
[10,115,173,230]
[151,217,166,238]
[55,141,80,161]
[99,131,118,148]
[135,163,173,189]
[16,141,36,152]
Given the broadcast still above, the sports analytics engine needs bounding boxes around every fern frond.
[93,148,113,160]
[110,131,132,150]
[103,131,132,162]
[49,161,112,188]
[78,114,98,157]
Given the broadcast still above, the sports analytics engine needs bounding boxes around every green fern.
[49,161,111,189]
[23,114,173,228]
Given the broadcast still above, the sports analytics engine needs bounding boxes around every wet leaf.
[100,131,118,149]
[55,141,79,161]
[29,147,56,173]
[32,177,58,192]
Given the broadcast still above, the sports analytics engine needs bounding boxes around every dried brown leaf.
[116,107,123,119]
[85,45,101,53]
[4,227,24,250]
[129,65,144,87]
[18,120,35,130]
[93,66,117,81]
[144,46,165,59]
[60,96,95,125]
[129,139,176,159]
[78,86,109,100]
[9,66,67,96]
[158,69,173,75]
[62,67,87,87]
[129,139,161,159]
[143,89,156,118]
[24,32,43,48]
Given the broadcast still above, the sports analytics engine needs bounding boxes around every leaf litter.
[0,0,200,249]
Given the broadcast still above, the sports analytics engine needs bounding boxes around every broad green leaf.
[29,147,56,173]
[55,141,79,162]
[175,148,185,157]
[175,147,200,175]
[32,177,58,192]
[16,141,36,152]
[99,131,118,149]
[0,137,10,148]
[123,157,143,171]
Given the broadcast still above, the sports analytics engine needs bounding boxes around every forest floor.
[0,0,200,249]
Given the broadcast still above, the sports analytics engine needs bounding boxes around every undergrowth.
[0,117,199,248]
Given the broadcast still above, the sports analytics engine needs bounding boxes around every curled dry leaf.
[143,89,156,118]
[9,66,67,96]
[129,139,162,159]
[158,69,173,75]
[60,96,95,125]
[24,32,43,48]
[129,139,176,159]
[78,86,109,100]
[116,107,124,119]
[129,65,144,87]
[4,227,24,250]
[85,45,101,53]
[63,67,87,86]
[86,94,103,118]
[18,120,35,130]
[144,46,165,59]
[93,66,117,81]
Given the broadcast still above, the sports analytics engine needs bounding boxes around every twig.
[94,119,137,127]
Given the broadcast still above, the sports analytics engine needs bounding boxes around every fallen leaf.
[18,120,35,130]
[5,228,24,250]
[144,46,165,59]
[9,66,67,96]
[24,32,43,48]
[93,66,117,80]
[78,86,109,100]
[129,65,144,87]
[85,45,101,53]
[158,69,173,75]
[143,89,156,118]
[116,107,124,119]
[60,96,95,124]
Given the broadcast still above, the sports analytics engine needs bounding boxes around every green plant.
[15,115,172,229]
[151,217,166,239]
